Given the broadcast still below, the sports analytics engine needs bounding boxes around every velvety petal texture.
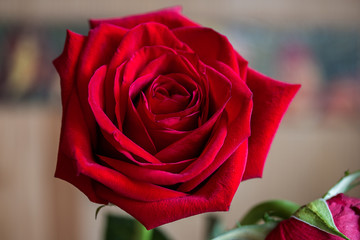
[54,6,300,229]
[266,194,360,240]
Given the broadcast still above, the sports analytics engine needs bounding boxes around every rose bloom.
[54,7,300,229]
[266,194,360,240]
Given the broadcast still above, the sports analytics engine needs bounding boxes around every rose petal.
[113,64,157,154]
[74,23,128,145]
[97,115,227,186]
[243,69,300,180]
[88,65,162,164]
[94,139,247,229]
[176,65,253,191]
[107,22,191,69]
[205,66,232,116]
[236,53,249,81]
[139,92,200,132]
[152,100,226,163]
[147,75,191,114]
[90,6,199,30]
[75,149,187,202]
[178,100,252,192]
[173,27,240,74]
[55,87,106,204]
[98,154,196,173]
[53,30,86,107]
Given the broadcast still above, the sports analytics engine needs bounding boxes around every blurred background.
[0,0,359,239]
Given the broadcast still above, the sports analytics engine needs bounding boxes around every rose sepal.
[293,198,350,240]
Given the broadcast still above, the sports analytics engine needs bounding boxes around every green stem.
[134,220,153,240]
[240,200,300,225]
[212,222,278,240]
[323,170,360,200]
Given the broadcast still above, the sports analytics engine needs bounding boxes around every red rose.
[266,194,360,240]
[54,7,299,229]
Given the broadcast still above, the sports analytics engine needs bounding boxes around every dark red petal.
[88,66,161,164]
[90,6,199,30]
[74,149,187,202]
[98,115,227,186]
[236,53,249,81]
[89,63,155,153]
[139,92,200,133]
[94,140,248,229]
[98,154,196,173]
[211,61,252,124]
[115,65,157,154]
[55,88,106,204]
[75,23,128,145]
[122,95,157,154]
[153,103,225,163]
[147,75,191,114]
[178,106,252,192]
[173,27,240,74]
[53,30,86,107]
[177,67,253,191]
[113,63,126,130]
[243,69,300,180]
[205,66,232,116]
[107,22,191,69]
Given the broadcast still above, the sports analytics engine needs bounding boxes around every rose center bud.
[146,75,191,114]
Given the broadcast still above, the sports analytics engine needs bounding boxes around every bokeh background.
[0,0,359,239]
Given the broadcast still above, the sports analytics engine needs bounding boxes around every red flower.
[266,194,360,240]
[54,7,300,229]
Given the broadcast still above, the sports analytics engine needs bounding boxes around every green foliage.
[104,214,172,240]
[240,200,300,225]
[323,170,360,200]
[211,222,278,240]
[205,215,226,239]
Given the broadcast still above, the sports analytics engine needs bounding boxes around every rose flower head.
[266,194,360,240]
[54,6,300,229]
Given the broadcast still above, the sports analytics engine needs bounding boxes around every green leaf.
[206,215,226,239]
[134,220,154,240]
[293,199,350,240]
[103,214,171,240]
[240,200,300,225]
[211,222,278,240]
[323,170,360,200]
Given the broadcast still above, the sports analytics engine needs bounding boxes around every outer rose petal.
[55,87,106,204]
[53,30,86,107]
[173,27,241,75]
[243,69,301,180]
[90,6,199,30]
[94,140,248,230]
[266,194,360,240]
[53,31,104,204]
